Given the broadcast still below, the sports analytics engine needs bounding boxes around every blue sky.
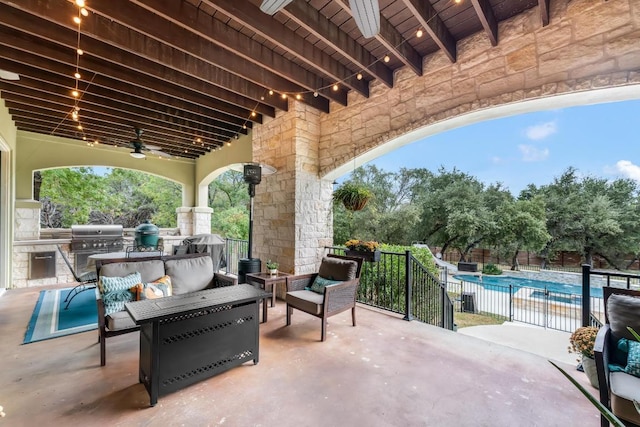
[367,99,640,196]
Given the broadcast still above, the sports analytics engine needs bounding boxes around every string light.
[356,73,363,80]
[295,94,302,100]
[416,29,423,38]
[332,83,339,91]
[384,55,390,63]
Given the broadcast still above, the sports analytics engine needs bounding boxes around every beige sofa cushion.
[106,310,137,331]
[165,255,214,294]
[100,259,165,283]
[610,371,640,424]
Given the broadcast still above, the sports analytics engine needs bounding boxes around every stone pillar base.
[176,206,213,236]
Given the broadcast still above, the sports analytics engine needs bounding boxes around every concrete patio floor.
[0,285,601,426]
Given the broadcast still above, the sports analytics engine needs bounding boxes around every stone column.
[251,101,333,277]
[176,206,213,237]
[15,200,41,240]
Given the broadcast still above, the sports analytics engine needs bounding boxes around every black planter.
[345,249,381,262]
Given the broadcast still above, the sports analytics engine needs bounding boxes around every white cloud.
[525,121,557,140]
[614,160,640,181]
[490,156,503,164]
[519,144,549,162]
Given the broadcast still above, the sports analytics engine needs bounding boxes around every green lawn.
[454,311,507,329]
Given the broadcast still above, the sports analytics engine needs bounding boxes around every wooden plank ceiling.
[0,0,543,160]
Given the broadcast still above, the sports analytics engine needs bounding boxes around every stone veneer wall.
[317,0,640,176]
[252,101,333,277]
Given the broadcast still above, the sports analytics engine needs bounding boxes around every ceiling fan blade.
[148,149,172,158]
[0,69,20,81]
[143,144,161,151]
[349,0,380,39]
[260,0,294,15]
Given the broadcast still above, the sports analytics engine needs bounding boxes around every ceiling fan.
[0,69,20,81]
[128,127,171,159]
[260,0,380,38]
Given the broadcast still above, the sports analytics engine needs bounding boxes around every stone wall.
[317,0,640,177]
[252,101,333,276]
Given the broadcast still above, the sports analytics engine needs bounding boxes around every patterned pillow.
[618,338,640,378]
[308,276,342,294]
[99,272,141,315]
[131,275,173,301]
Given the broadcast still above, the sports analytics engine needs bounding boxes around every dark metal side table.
[125,284,270,406]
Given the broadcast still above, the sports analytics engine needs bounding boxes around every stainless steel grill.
[70,225,124,253]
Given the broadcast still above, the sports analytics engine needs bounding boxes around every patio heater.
[232,163,276,283]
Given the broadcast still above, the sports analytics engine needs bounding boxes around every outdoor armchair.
[594,287,640,427]
[285,254,363,341]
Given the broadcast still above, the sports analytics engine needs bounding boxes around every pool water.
[453,274,603,299]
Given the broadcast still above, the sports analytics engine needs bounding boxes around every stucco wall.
[318,0,640,179]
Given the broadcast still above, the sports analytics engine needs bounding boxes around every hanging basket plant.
[333,182,373,211]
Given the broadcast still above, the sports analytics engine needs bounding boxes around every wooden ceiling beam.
[130,0,340,109]
[0,29,263,124]
[0,84,233,143]
[333,0,422,77]
[401,0,457,63]
[470,0,498,46]
[0,14,268,121]
[4,98,221,148]
[14,122,203,159]
[0,56,252,130]
[203,0,370,98]
[4,0,285,114]
[280,1,394,88]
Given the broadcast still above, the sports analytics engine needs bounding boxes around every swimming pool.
[453,274,603,298]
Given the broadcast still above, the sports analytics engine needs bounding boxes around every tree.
[209,171,249,239]
[493,196,550,270]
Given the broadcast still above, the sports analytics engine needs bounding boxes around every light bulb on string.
[73,16,81,25]
[384,55,390,63]
[416,29,423,37]
[281,93,287,99]
[74,72,81,79]
[332,83,339,91]
[295,94,302,100]
[313,91,318,97]
[75,0,85,7]
[71,90,79,97]
[356,73,363,80]
[268,90,274,96]
[80,8,88,16]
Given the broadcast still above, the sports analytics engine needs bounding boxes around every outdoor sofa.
[95,252,237,366]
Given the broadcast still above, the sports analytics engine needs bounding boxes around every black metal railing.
[581,264,640,327]
[328,247,454,330]
[224,238,248,276]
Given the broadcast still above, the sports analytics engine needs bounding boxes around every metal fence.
[328,247,454,330]
[447,278,605,333]
[224,238,248,276]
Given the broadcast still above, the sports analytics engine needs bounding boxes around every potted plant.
[344,239,381,262]
[333,182,373,211]
[568,326,600,389]
[266,260,279,275]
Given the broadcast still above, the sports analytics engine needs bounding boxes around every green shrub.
[482,263,502,275]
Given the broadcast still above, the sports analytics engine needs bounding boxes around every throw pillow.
[318,257,358,281]
[308,276,342,294]
[617,338,640,378]
[100,272,141,315]
[607,294,640,340]
[131,275,173,301]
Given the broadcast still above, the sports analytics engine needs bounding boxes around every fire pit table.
[125,284,270,406]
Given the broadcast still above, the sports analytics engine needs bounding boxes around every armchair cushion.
[100,272,141,315]
[607,293,640,340]
[318,256,358,281]
[309,276,342,294]
[286,290,324,315]
[99,259,165,283]
[610,372,640,424]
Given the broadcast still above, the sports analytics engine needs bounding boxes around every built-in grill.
[70,225,125,272]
